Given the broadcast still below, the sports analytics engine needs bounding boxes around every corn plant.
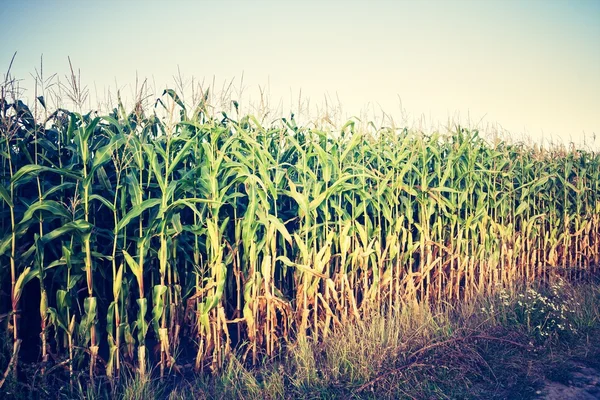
[0,86,599,388]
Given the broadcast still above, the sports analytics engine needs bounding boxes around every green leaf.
[122,250,142,284]
[40,220,92,245]
[0,185,13,207]
[118,198,161,230]
[91,135,126,173]
[13,267,38,306]
[167,139,195,176]
[135,298,149,343]
[90,194,115,212]
[11,164,81,186]
[19,200,71,225]
[151,284,167,335]
[171,213,183,234]
[161,89,186,111]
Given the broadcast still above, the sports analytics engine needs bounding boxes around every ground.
[538,360,600,399]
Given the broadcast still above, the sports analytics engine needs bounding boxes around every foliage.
[0,76,599,391]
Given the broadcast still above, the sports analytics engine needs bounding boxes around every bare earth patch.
[538,361,600,399]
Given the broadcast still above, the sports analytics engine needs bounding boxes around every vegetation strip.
[0,70,599,397]
[356,334,533,393]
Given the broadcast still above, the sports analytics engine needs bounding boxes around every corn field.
[0,87,599,385]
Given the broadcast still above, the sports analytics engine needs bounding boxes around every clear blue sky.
[1,0,599,146]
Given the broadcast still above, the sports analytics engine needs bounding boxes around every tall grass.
[0,70,598,388]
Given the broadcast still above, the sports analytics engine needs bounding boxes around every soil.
[537,361,600,399]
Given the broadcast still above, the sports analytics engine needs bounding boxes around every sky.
[1,0,599,147]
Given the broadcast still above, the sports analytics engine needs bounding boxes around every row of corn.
[0,90,598,385]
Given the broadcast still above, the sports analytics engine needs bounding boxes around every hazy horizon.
[1,0,599,147]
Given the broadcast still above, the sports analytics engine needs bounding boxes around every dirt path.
[537,361,600,399]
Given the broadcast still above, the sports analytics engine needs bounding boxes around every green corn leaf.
[162,89,186,111]
[0,185,13,207]
[136,298,149,343]
[118,198,161,230]
[19,200,71,225]
[122,250,142,284]
[39,220,92,245]
[11,164,81,186]
[13,267,38,307]
[90,194,115,212]
[151,284,167,335]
